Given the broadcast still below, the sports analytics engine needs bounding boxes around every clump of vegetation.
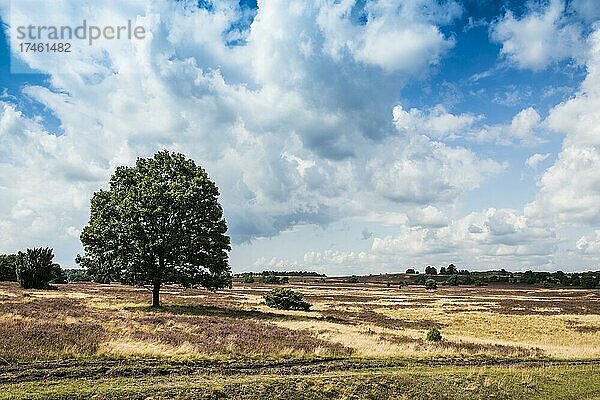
[264,288,311,311]
[0,254,17,281]
[15,248,55,289]
[347,275,359,283]
[242,273,255,284]
[443,274,474,286]
[426,327,442,342]
[580,273,599,289]
[425,279,437,290]
[63,269,91,282]
[259,273,289,284]
[425,266,437,275]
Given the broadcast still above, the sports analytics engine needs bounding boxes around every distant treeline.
[403,266,600,289]
[1,253,90,284]
[234,271,326,277]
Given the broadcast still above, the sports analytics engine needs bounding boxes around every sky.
[0,0,599,275]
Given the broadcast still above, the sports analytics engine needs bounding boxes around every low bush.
[426,327,442,342]
[425,279,437,290]
[264,288,311,311]
[259,274,288,284]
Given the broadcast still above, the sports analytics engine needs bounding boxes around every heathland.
[0,277,599,399]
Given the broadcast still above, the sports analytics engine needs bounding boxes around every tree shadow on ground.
[124,304,323,324]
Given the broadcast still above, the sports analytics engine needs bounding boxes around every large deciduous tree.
[77,151,231,307]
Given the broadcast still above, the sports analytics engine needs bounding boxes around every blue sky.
[1,0,600,274]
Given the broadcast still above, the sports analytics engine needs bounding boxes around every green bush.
[347,275,359,283]
[426,327,442,342]
[15,248,55,289]
[264,288,311,311]
[63,269,91,282]
[0,254,17,281]
[259,274,288,284]
[242,273,255,284]
[425,279,437,290]
[580,274,599,289]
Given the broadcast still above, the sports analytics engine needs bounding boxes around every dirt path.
[2,357,599,383]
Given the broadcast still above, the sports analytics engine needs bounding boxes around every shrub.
[426,327,442,342]
[259,274,288,284]
[0,254,17,282]
[50,263,67,284]
[264,288,311,311]
[243,273,255,284]
[15,248,55,289]
[425,279,437,290]
[347,275,359,283]
[63,269,91,282]
[580,273,599,289]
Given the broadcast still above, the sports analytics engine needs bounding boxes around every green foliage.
[347,275,359,283]
[405,268,416,274]
[444,274,474,286]
[242,273,255,284]
[425,279,437,290]
[63,269,91,282]
[264,288,311,311]
[414,275,427,285]
[259,273,288,284]
[580,273,599,289]
[446,264,458,275]
[425,266,437,275]
[50,263,67,284]
[77,151,232,307]
[15,248,55,289]
[0,254,17,281]
[426,327,442,342]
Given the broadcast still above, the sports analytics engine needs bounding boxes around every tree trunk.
[152,282,161,307]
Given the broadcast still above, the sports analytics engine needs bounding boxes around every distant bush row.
[0,250,91,287]
[343,266,600,289]
[241,273,289,284]
[236,270,326,277]
[413,269,600,289]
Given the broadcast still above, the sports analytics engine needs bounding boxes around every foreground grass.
[1,364,598,400]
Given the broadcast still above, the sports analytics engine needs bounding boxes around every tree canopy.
[77,151,231,307]
[15,248,55,289]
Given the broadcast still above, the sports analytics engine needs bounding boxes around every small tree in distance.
[0,254,17,282]
[77,151,232,307]
[425,266,437,275]
[15,248,55,289]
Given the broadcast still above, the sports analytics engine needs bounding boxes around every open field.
[1,280,599,398]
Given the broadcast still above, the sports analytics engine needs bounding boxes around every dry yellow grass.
[1,281,598,361]
[376,301,600,358]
